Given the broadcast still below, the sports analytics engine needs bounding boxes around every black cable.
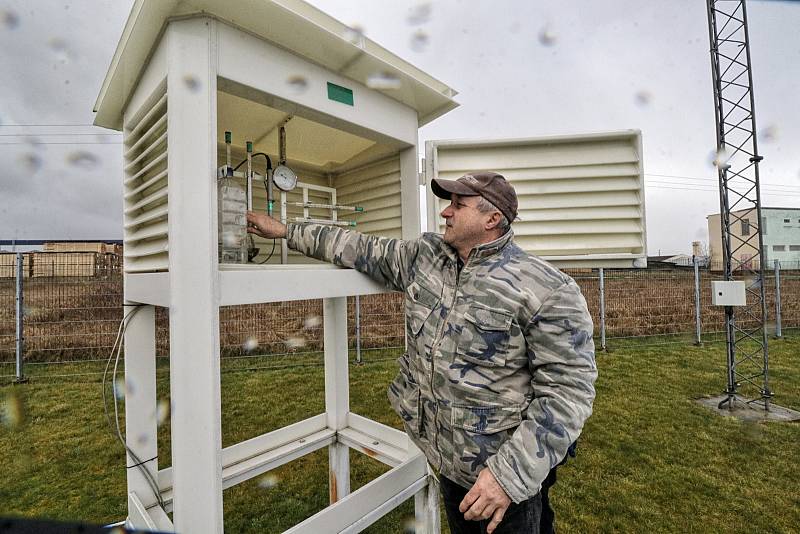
[231,153,276,264]
[127,455,159,469]
[233,152,272,171]
[253,160,278,264]
[257,238,277,264]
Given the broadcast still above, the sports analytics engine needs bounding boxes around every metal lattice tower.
[706,0,771,410]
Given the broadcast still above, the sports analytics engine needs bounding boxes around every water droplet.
[157,399,170,426]
[304,315,321,329]
[402,515,420,533]
[243,336,259,353]
[1,391,24,428]
[48,37,72,62]
[343,25,365,46]
[67,150,98,170]
[410,30,429,53]
[286,75,308,95]
[114,377,126,400]
[759,125,778,143]
[182,74,201,92]
[538,26,557,47]
[222,231,240,248]
[1,9,19,30]
[406,3,432,25]
[286,336,306,349]
[19,152,42,172]
[634,90,652,107]
[258,473,280,489]
[366,71,402,90]
[709,147,732,168]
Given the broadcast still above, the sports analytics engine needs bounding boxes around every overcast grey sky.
[1,0,798,254]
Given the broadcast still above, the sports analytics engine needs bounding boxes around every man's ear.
[485,212,502,231]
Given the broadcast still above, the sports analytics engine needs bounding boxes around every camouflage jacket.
[287,223,597,503]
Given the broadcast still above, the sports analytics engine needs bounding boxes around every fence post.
[599,268,606,351]
[774,259,782,339]
[694,257,703,345]
[355,295,362,364]
[14,252,27,383]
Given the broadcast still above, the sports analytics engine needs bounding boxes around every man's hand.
[459,468,511,533]
[247,211,287,239]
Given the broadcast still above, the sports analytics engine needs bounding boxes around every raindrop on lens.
[157,399,170,426]
[303,315,321,329]
[759,125,778,143]
[710,146,731,168]
[47,37,71,62]
[286,75,308,94]
[634,90,652,107]
[1,391,23,428]
[19,153,42,172]
[406,3,432,25]
[182,74,201,92]
[114,377,126,400]
[402,516,420,533]
[343,25,365,45]
[410,30,429,52]
[286,336,306,349]
[1,9,20,29]
[243,336,258,353]
[222,231,239,248]
[258,474,280,489]
[66,151,98,170]
[366,71,402,90]
[538,26,557,47]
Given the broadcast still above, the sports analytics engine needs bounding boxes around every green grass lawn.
[1,336,799,533]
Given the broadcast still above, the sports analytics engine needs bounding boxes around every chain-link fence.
[2,252,799,380]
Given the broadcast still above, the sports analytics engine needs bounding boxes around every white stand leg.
[123,304,159,508]
[166,17,223,534]
[324,297,350,503]
[415,474,441,534]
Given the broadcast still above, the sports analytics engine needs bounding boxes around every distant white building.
[707,207,800,267]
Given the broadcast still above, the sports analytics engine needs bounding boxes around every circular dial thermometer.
[272,164,297,192]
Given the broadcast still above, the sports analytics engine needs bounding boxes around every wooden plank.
[284,454,427,534]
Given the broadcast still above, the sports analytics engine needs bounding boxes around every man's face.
[440,193,493,250]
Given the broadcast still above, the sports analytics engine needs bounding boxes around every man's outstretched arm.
[246,211,421,292]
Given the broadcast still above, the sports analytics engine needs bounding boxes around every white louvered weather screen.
[122,89,169,273]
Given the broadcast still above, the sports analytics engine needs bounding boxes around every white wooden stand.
[117,14,441,534]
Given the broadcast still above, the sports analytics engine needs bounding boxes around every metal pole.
[599,268,606,351]
[774,259,782,339]
[15,252,27,383]
[355,295,362,364]
[694,257,703,345]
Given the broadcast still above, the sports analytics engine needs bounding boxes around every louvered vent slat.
[123,88,169,272]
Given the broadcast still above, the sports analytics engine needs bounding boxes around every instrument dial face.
[272,165,297,192]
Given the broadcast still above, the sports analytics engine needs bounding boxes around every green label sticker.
[327,82,354,106]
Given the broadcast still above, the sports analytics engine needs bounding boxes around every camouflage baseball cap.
[431,171,518,222]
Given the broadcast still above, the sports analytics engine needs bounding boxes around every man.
[247,172,597,533]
